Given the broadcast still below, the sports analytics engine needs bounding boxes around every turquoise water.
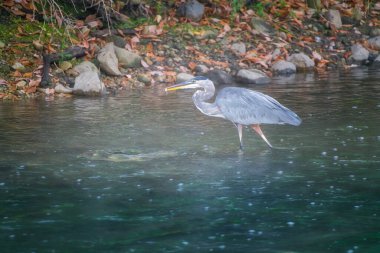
[0,69,379,252]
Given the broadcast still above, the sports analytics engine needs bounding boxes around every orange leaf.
[146,42,154,54]
[188,61,197,70]
[12,71,22,77]
[12,9,26,16]
[25,85,37,94]
[153,56,165,62]
[47,44,57,53]
[23,72,33,78]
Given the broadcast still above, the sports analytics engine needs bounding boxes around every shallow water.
[0,69,379,253]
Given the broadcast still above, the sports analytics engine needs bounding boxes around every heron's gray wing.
[215,87,301,125]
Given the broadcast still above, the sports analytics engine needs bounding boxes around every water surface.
[0,69,379,252]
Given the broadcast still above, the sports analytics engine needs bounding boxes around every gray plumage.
[216,87,301,126]
[166,76,301,149]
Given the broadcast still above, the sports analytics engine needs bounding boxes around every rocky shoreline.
[1,0,380,98]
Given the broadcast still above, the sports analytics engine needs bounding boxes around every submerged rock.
[351,44,369,62]
[272,60,296,75]
[236,69,270,84]
[79,150,178,162]
[287,53,315,70]
[97,42,122,76]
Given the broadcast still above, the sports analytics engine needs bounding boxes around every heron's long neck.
[192,84,223,118]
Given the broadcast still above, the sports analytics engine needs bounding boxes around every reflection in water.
[0,69,379,253]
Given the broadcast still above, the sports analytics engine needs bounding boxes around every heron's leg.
[237,124,243,150]
[252,124,273,148]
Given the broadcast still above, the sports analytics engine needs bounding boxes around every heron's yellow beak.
[165,78,197,92]
[165,83,190,92]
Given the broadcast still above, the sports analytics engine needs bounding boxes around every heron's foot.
[252,124,273,148]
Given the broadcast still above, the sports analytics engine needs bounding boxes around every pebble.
[12,62,25,71]
[137,74,151,85]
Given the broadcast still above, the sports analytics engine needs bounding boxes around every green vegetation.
[118,17,152,29]
[252,2,266,17]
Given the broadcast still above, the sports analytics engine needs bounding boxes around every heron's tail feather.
[284,110,302,126]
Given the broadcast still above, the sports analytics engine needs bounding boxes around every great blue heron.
[165,76,301,149]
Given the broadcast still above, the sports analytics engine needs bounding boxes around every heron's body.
[166,76,301,149]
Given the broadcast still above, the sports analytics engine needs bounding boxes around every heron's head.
[165,76,211,92]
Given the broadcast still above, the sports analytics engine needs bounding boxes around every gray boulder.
[251,18,275,34]
[368,36,380,51]
[272,60,296,75]
[176,73,195,83]
[181,0,205,22]
[73,71,106,95]
[287,53,315,69]
[205,69,234,86]
[194,64,209,74]
[351,44,369,61]
[97,43,122,76]
[373,54,380,67]
[74,61,99,74]
[370,29,380,37]
[236,69,270,84]
[114,46,142,68]
[231,42,246,55]
[326,9,342,28]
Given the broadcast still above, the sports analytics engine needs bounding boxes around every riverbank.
[1,1,380,99]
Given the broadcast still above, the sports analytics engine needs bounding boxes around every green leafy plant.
[253,2,265,17]
[231,0,244,18]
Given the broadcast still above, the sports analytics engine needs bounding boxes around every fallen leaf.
[23,72,33,78]
[25,85,37,94]
[155,15,162,23]
[130,36,140,49]
[146,42,153,54]
[188,61,197,70]
[224,24,231,32]
[12,8,25,16]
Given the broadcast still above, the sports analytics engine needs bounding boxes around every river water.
[0,69,379,253]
